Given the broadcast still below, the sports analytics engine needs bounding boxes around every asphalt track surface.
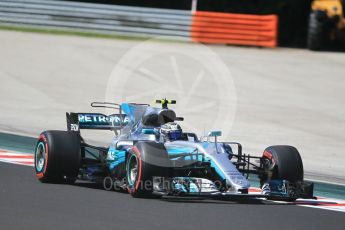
[0,162,344,230]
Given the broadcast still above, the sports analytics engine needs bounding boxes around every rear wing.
[65,100,179,132]
[66,112,129,132]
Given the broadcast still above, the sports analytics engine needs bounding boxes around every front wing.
[152,177,314,200]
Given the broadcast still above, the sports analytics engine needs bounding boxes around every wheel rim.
[127,154,138,186]
[35,142,46,172]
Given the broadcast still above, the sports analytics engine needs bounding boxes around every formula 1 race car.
[34,99,314,200]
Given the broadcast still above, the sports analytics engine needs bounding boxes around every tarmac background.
[0,162,344,230]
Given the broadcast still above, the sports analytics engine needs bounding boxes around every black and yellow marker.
[155,98,176,109]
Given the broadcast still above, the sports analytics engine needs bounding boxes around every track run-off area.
[1,30,345,184]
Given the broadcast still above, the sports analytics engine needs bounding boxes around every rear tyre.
[260,145,303,187]
[34,131,81,183]
[307,10,328,50]
[126,142,171,198]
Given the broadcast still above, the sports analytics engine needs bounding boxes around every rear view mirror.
[208,131,222,137]
[142,129,159,135]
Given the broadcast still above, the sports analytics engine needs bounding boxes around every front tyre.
[260,145,303,187]
[34,131,81,183]
[126,142,171,198]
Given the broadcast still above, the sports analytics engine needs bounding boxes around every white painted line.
[305,177,345,187]
[0,159,34,167]
[0,149,34,167]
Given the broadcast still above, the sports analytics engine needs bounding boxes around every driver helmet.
[160,122,182,141]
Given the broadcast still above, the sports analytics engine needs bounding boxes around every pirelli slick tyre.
[126,141,171,198]
[260,145,304,187]
[34,131,81,183]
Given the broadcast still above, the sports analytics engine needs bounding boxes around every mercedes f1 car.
[34,99,314,200]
